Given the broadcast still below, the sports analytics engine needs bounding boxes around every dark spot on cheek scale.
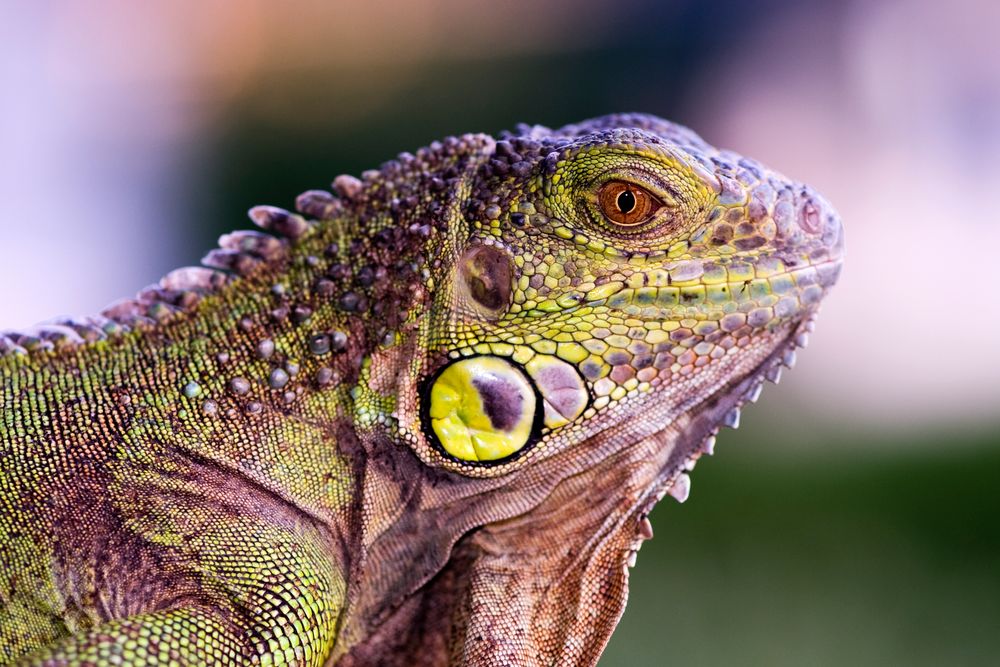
[472,374,524,431]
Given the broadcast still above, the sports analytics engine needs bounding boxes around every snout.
[774,184,844,265]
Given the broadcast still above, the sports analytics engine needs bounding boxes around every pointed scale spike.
[102,298,151,326]
[295,189,340,219]
[248,205,310,240]
[15,334,54,353]
[332,174,363,199]
[201,249,261,276]
[723,407,742,429]
[52,317,108,344]
[746,381,764,403]
[795,331,810,348]
[219,230,284,260]
[35,325,84,347]
[668,473,691,503]
[782,348,797,368]
[135,282,170,305]
[702,433,717,456]
[766,363,783,384]
[160,267,228,293]
[638,516,654,540]
[0,336,27,357]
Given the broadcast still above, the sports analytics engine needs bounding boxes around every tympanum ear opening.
[457,244,513,318]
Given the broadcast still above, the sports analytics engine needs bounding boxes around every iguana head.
[340,113,842,664]
[406,115,843,479]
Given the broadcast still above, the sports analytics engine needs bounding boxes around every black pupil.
[617,189,636,214]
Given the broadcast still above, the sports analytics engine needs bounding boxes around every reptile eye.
[598,181,660,227]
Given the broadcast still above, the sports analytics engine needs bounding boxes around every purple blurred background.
[2,1,998,664]
[4,0,997,430]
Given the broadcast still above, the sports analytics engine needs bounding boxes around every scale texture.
[0,113,843,666]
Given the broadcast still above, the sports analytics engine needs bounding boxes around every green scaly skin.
[0,114,843,666]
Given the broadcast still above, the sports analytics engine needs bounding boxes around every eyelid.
[592,168,681,207]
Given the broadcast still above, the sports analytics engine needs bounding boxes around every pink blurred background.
[4,1,997,433]
[2,2,999,664]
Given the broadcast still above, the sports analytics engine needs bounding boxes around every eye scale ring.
[598,181,660,227]
[425,356,540,464]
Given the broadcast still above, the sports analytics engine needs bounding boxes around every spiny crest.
[0,129,497,360]
[549,112,712,151]
[498,112,712,162]
[0,187,346,359]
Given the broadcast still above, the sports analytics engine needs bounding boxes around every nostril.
[799,198,822,234]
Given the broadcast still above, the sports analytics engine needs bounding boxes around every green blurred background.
[2,0,998,664]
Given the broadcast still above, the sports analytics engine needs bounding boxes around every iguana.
[0,113,843,666]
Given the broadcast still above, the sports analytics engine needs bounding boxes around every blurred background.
[1,0,998,664]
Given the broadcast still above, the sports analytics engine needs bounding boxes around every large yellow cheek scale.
[428,356,537,462]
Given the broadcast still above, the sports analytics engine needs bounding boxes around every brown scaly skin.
[0,114,843,665]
